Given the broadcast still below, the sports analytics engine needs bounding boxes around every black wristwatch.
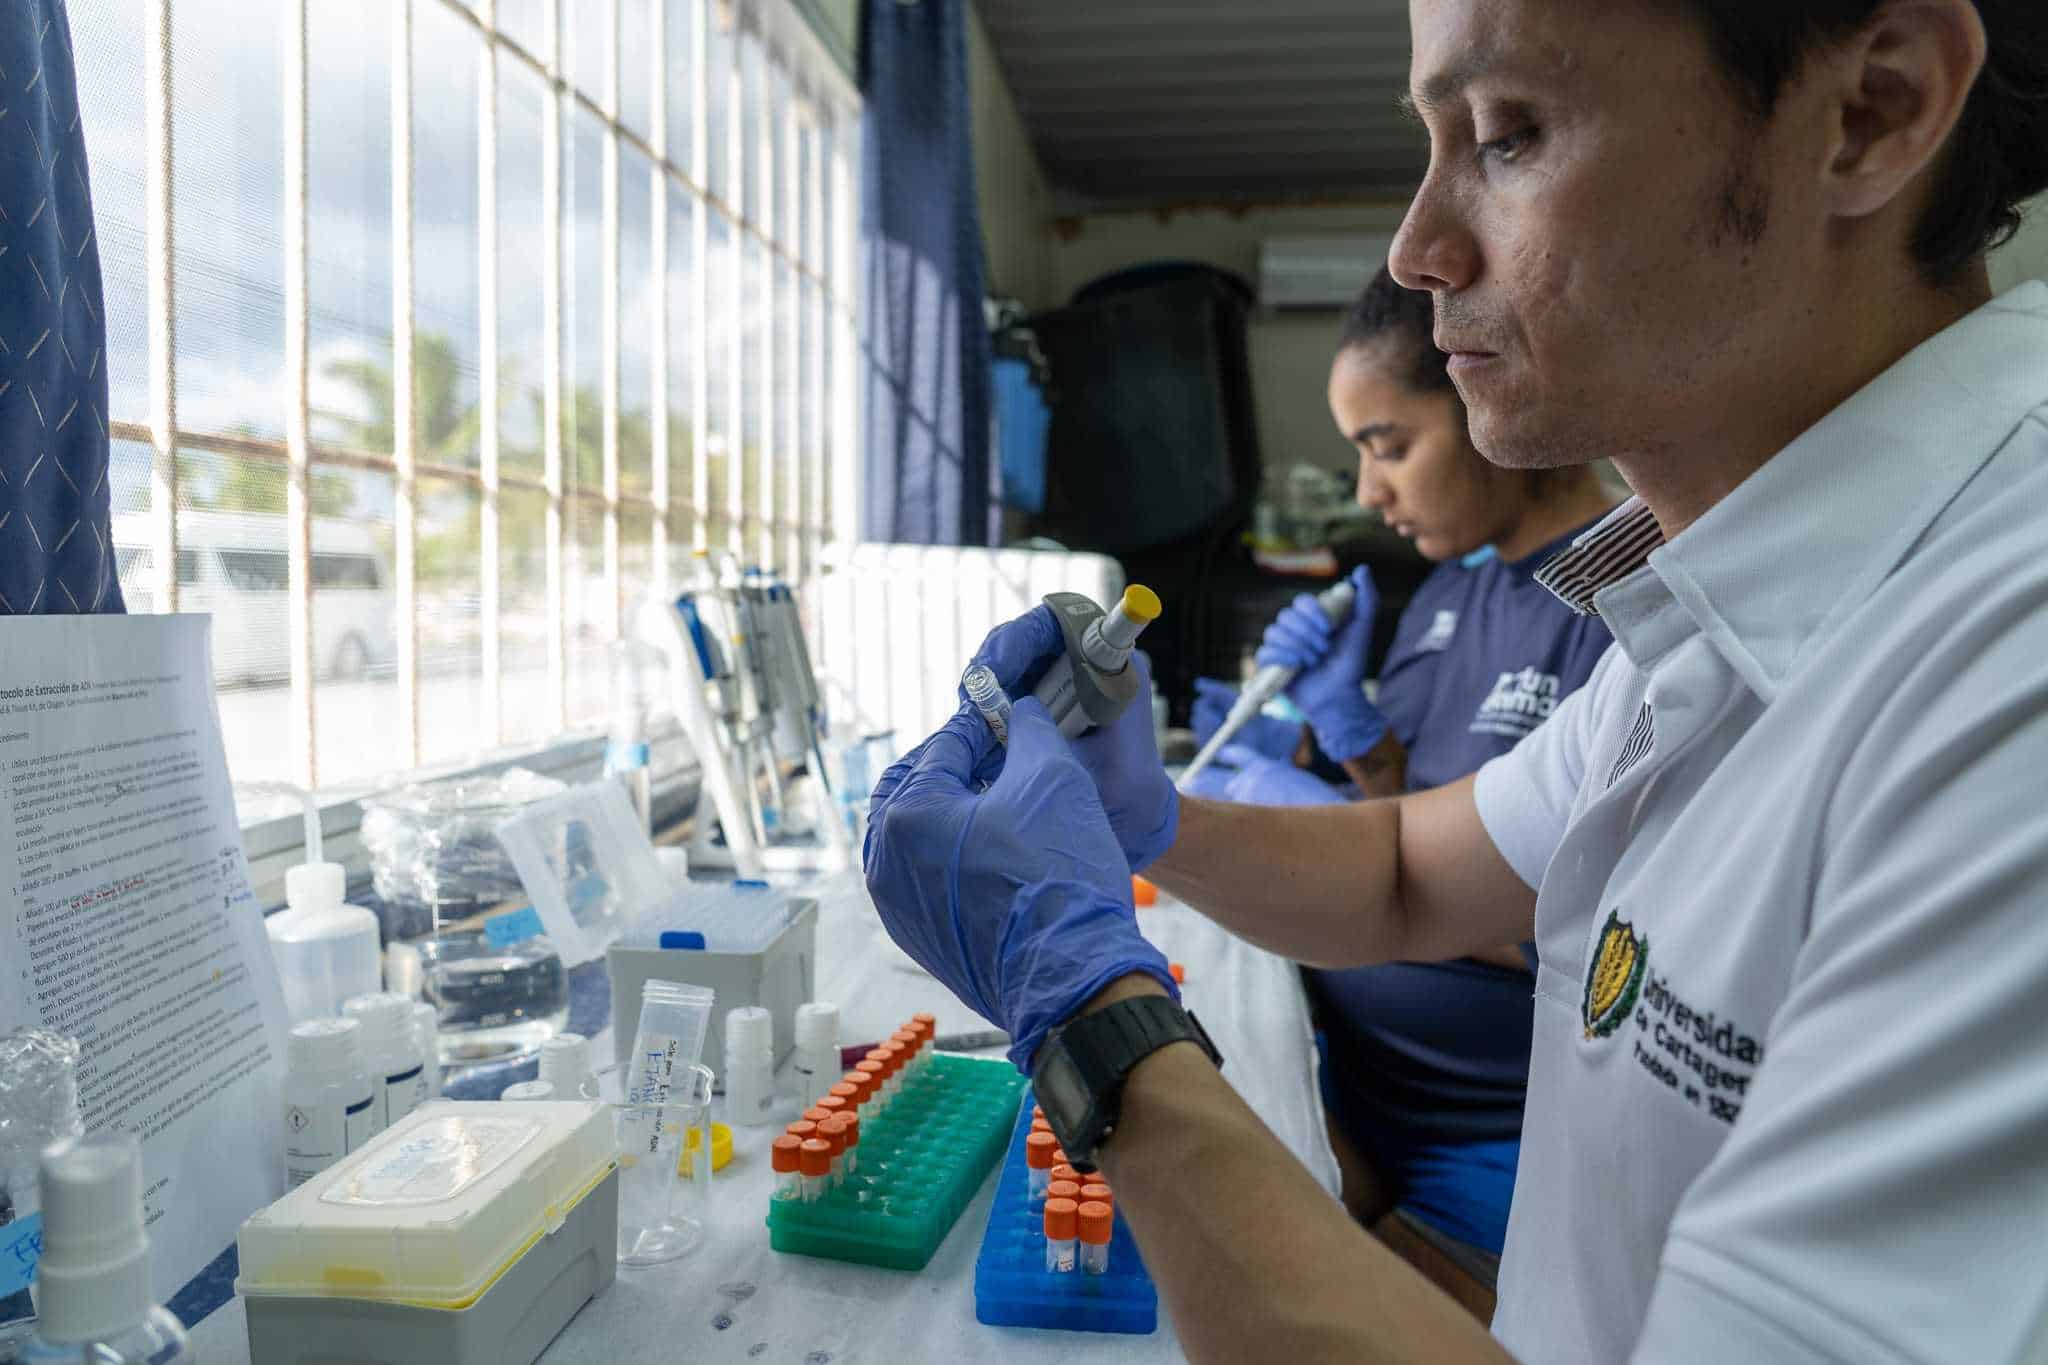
[1032,994,1222,1171]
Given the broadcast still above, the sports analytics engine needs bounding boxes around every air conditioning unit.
[1257,234,1394,310]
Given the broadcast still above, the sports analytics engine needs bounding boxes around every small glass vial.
[836,1112,861,1178]
[799,1139,832,1203]
[1025,1132,1057,1203]
[820,1118,850,1190]
[865,1049,898,1102]
[1078,1200,1113,1275]
[1043,1197,1079,1274]
[891,1029,923,1080]
[770,1136,803,1201]
[855,1060,888,1114]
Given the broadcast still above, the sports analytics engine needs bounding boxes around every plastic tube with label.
[623,981,716,1180]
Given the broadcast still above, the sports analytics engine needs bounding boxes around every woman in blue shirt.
[1255,267,1615,1278]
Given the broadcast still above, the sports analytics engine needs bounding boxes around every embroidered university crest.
[1583,909,1647,1039]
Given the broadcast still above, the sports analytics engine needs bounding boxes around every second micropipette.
[1177,578,1358,791]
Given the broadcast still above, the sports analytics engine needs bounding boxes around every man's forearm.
[1341,730,1408,799]
[1145,795,1404,967]
[1091,986,1510,1365]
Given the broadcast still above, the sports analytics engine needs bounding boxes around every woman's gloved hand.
[863,696,1178,1072]
[964,605,1179,872]
[1254,565,1388,762]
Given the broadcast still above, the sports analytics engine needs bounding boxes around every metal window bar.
[284,0,316,785]
[647,0,670,598]
[145,0,176,617]
[119,0,857,802]
[392,0,421,769]
[600,0,623,640]
[478,0,504,746]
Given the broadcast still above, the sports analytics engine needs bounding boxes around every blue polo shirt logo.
[1470,667,1562,739]
[1416,609,1458,654]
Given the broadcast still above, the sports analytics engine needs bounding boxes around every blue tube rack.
[971,1091,1158,1334]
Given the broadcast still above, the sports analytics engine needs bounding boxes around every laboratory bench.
[186,875,1339,1362]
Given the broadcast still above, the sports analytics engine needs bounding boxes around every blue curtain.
[859,0,996,546]
[0,0,123,614]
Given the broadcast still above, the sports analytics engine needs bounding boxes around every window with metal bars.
[70,0,860,805]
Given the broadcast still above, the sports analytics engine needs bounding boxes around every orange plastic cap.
[785,1120,819,1142]
[855,1060,886,1087]
[771,1135,803,1173]
[817,1096,849,1118]
[1047,1180,1082,1204]
[829,1082,860,1104]
[819,1116,849,1155]
[1029,1117,1053,1137]
[799,1138,832,1178]
[1051,1148,1070,1168]
[1078,1201,1114,1245]
[1081,1182,1113,1207]
[1032,1105,1045,1122]
[1043,1197,1079,1240]
[839,1112,860,1145]
[912,1011,938,1031]
[1050,1164,1083,1186]
[843,1070,877,1101]
[1025,1132,1058,1169]
[803,1106,833,1126]
[879,1042,908,1074]
[1169,962,1187,985]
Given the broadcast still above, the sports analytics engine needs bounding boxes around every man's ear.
[1821,0,1986,224]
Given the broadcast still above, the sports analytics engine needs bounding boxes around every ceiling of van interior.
[975,0,1423,213]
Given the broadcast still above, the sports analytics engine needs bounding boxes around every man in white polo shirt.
[862,0,2048,1359]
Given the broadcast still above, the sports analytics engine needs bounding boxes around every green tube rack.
[765,1053,1027,1271]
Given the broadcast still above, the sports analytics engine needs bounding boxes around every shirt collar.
[1536,281,2048,701]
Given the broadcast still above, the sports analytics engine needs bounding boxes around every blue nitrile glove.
[1254,564,1387,762]
[1221,755,1351,807]
[864,696,1178,1072]
[1191,677,1303,761]
[964,606,1179,872]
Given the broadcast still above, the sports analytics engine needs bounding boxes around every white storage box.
[607,895,817,1085]
[235,1100,617,1365]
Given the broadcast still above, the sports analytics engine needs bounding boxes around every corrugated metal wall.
[975,0,1422,210]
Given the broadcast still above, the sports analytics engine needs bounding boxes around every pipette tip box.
[235,1101,617,1365]
[972,1091,1158,1334]
[765,1053,1026,1271]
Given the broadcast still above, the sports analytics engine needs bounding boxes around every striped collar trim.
[1533,497,1663,616]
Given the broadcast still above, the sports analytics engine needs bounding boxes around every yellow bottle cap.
[1120,584,1162,625]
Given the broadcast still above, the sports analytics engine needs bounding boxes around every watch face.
[1035,1044,1091,1134]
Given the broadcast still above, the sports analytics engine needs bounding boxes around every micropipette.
[1177,578,1358,791]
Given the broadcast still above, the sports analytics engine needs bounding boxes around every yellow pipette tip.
[1120,584,1163,624]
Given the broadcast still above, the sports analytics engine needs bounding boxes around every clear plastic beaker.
[580,1061,714,1266]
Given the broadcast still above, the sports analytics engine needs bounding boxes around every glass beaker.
[580,1062,714,1267]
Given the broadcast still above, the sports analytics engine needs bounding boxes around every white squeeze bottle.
[282,1017,375,1189]
[341,992,429,1134]
[21,1135,190,1364]
[266,861,382,1024]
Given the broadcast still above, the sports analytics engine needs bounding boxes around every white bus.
[113,511,397,684]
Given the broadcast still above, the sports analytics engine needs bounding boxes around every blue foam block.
[972,1091,1157,1334]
